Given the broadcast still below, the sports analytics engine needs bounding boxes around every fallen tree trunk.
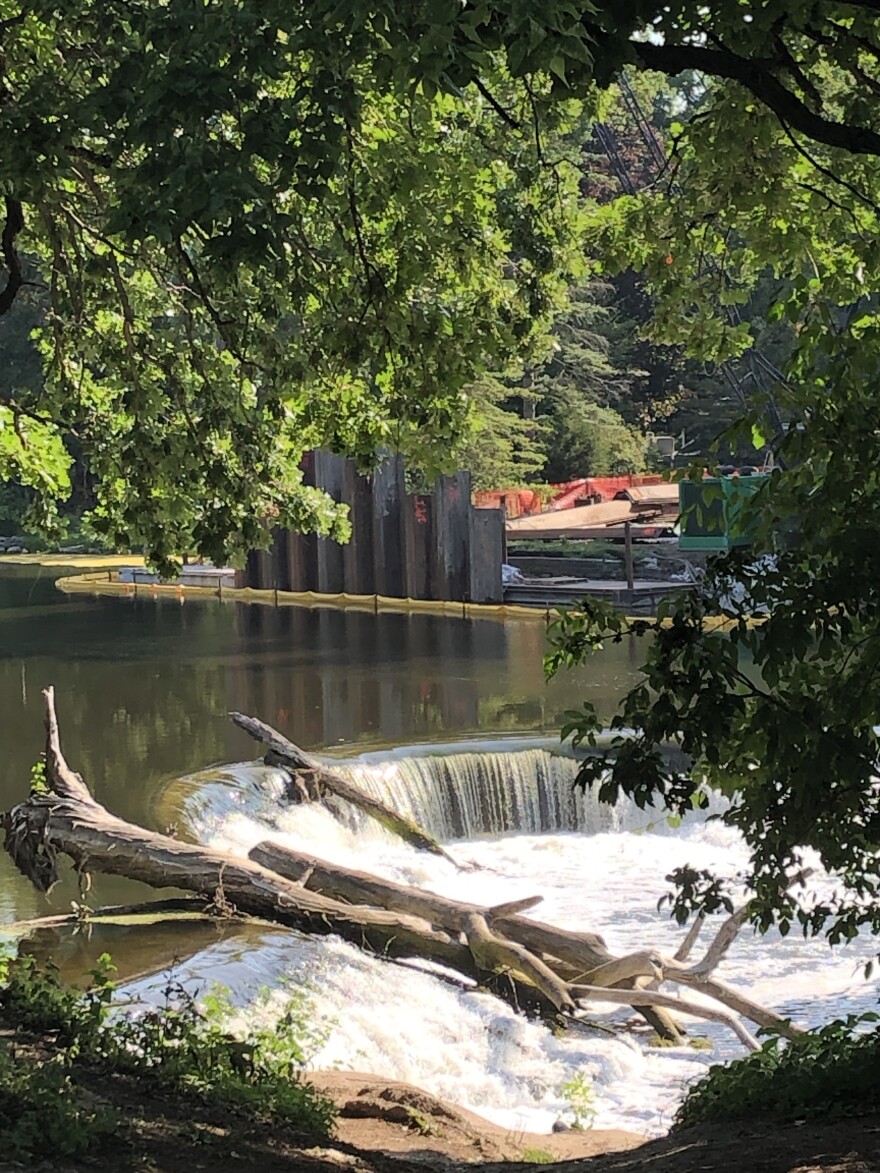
[0,687,803,1051]
[247,841,801,1042]
[248,841,614,972]
[1,897,214,934]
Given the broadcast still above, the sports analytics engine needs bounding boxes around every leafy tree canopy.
[3,0,880,954]
[0,1,591,567]
[543,393,647,481]
[3,1,880,568]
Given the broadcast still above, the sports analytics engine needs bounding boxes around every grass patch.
[522,1147,555,1163]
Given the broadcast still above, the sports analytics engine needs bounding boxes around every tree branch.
[629,40,880,158]
[772,35,823,111]
[673,913,706,962]
[572,985,760,1051]
[173,239,265,372]
[43,686,95,806]
[473,78,521,129]
[780,123,880,215]
[0,396,62,432]
[0,196,24,316]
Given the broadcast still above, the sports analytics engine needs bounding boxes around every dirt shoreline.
[309,1071,645,1164]
[7,1065,880,1173]
[304,1073,880,1172]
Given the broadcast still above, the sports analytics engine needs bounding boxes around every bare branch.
[573,985,760,1051]
[485,896,544,921]
[687,905,751,979]
[465,911,576,1012]
[685,868,815,980]
[43,686,95,805]
[2,897,212,934]
[576,949,664,988]
[674,914,706,963]
[676,972,804,1039]
[7,693,814,1054]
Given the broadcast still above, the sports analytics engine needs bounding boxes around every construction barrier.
[475,475,666,518]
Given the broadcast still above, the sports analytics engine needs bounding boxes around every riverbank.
[8,1057,879,1173]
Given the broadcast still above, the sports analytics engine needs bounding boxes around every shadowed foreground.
[5,1053,879,1173]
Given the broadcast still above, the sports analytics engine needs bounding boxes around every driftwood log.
[1,687,806,1052]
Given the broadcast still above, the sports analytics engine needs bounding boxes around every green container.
[678,476,765,550]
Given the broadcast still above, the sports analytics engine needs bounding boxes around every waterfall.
[152,740,877,1141]
[332,747,614,840]
[162,738,700,854]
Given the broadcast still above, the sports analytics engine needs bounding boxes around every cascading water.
[150,740,878,1138]
[335,746,619,839]
[163,739,684,852]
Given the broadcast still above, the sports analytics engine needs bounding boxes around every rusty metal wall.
[242,452,502,603]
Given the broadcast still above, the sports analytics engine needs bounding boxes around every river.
[0,563,639,918]
[0,563,876,1136]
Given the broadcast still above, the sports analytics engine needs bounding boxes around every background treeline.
[458,71,792,490]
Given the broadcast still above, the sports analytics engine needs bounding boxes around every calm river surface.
[0,563,639,923]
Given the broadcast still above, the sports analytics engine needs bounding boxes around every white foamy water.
[147,743,879,1137]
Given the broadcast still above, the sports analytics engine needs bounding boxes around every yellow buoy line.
[54,567,548,622]
[48,563,753,630]
[0,552,146,570]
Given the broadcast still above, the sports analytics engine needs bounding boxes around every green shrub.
[107,976,335,1136]
[559,1070,597,1130]
[0,1047,118,1160]
[677,1015,880,1128]
[0,953,114,1043]
[0,954,336,1160]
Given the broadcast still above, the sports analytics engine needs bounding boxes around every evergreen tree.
[543,392,647,481]
[533,279,647,479]
[454,375,547,491]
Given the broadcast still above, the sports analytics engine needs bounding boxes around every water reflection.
[0,565,643,919]
[229,604,543,746]
[12,917,280,989]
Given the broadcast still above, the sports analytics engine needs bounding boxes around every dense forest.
[459,73,792,489]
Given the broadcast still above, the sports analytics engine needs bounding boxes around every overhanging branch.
[0,196,24,316]
[629,40,880,158]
